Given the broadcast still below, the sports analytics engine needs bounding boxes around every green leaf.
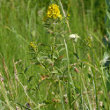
[51,70,58,74]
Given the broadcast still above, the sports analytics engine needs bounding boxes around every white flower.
[69,34,80,42]
[101,52,110,64]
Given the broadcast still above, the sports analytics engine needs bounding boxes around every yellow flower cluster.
[30,42,37,50]
[47,4,62,19]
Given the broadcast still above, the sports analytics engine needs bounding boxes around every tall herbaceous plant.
[28,1,81,109]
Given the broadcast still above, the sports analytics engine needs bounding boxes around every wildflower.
[85,36,93,47]
[46,4,62,20]
[69,34,80,42]
[101,52,110,68]
[67,13,70,17]
[67,13,70,19]
[30,42,37,51]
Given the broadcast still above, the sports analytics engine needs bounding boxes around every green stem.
[64,38,79,109]
[59,81,65,110]
[80,73,93,110]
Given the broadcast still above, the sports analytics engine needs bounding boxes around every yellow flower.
[85,36,93,47]
[30,42,37,51]
[67,13,70,19]
[46,4,62,20]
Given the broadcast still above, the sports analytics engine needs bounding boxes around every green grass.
[0,0,110,110]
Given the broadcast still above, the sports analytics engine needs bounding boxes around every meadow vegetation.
[0,0,110,110]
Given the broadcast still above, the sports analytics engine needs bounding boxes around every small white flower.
[69,34,80,42]
[64,94,67,97]
[101,52,110,64]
